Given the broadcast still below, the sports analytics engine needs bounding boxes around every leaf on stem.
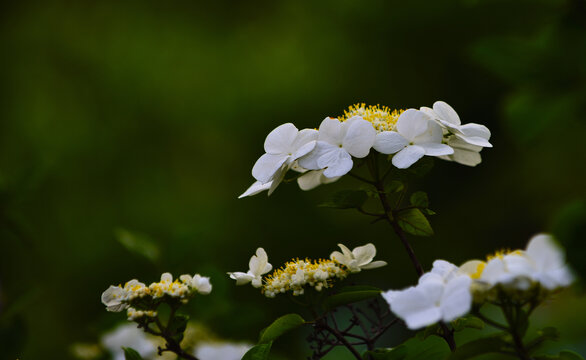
[451,317,485,332]
[323,287,382,311]
[319,190,368,209]
[409,191,429,208]
[396,209,434,237]
[242,342,272,360]
[448,334,510,360]
[122,347,145,360]
[167,314,189,344]
[258,313,305,344]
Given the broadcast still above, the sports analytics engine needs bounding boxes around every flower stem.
[366,153,456,352]
[501,303,531,360]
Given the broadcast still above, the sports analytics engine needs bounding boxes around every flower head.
[382,260,472,330]
[228,248,272,288]
[262,258,348,297]
[329,243,387,273]
[194,342,253,360]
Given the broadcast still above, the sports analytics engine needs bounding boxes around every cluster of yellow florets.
[339,103,404,133]
[262,258,348,298]
[126,307,158,321]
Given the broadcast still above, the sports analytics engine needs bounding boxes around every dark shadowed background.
[1,0,585,359]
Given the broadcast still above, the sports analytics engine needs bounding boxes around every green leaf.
[323,289,382,311]
[451,317,485,332]
[115,228,160,263]
[123,347,145,360]
[167,314,189,344]
[535,351,585,360]
[410,191,429,208]
[319,190,368,209]
[386,180,405,193]
[364,345,407,360]
[258,313,305,344]
[242,342,272,360]
[448,334,509,360]
[396,208,434,236]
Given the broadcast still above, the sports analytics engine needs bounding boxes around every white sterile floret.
[252,123,318,184]
[101,324,156,360]
[101,280,149,312]
[329,243,387,273]
[382,260,472,330]
[373,109,454,169]
[298,116,376,178]
[420,101,492,166]
[238,180,274,198]
[524,234,573,290]
[462,234,574,292]
[296,169,341,191]
[194,342,253,360]
[180,274,213,295]
[228,248,272,288]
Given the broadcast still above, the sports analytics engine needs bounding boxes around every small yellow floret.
[339,103,404,133]
[486,249,523,261]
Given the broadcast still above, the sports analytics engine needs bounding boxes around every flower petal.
[433,101,461,126]
[373,131,408,154]
[238,180,271,198]
[252,153,289,183]
[228,272,254,285]
[291,129,319,153]
[264,123,298,153]
[318,148,353,178]
[342,118,376,158]
[418,143,454,156]
[361,260,388,269]
[441,276,472,321]
[383,287,441,330]
[392,145,426,169]
[396,109,430,140]
[298,141,335,170]
[318,117,344,145]
[352,243,376,266]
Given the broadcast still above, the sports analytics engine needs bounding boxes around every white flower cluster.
[240,101,491,198]
[382,234,573,330]
[101,272,212,320]
[228,243,386,297]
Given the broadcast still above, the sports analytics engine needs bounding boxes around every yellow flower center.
[339,103,404,133]
[486,249,523,261]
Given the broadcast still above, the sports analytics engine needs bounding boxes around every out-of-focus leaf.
[123,347,144,360]
[448,334,509,359]
[319,190,368,209]
[396,208,434,236]
[535,350,585,360]
[167,314,189,344]
[410,191,429,208]
[451,317,485,332]
[364,345,407,360]
[386,180,405,193]
[242,342,272,360]
[323,289,381,311]
[115,228,160,263]
[258,313,305,344]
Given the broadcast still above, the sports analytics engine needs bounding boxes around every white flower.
[524,234,573,290]
[252,123,318,183]
[180,274,213,294]
[382,260,472,330]
[422,101,492,148]
[420,101,492,167]
[101,324,156,360]
[373,109,454,169]
[296,169,341,191]
[238,180,274,198]
[194,342,253,360]
[101,285,128,312]
[228,248,272,288]
[329,243,387,273]
[298,116,376,178]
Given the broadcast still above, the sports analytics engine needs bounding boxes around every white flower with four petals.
[330,243,387,273]
[228,248,273,288]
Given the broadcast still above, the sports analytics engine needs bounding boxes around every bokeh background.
[1,0,585,359]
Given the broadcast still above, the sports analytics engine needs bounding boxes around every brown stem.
[320,322,363,360]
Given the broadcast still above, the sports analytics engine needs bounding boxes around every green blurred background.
[1,0,585,358]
